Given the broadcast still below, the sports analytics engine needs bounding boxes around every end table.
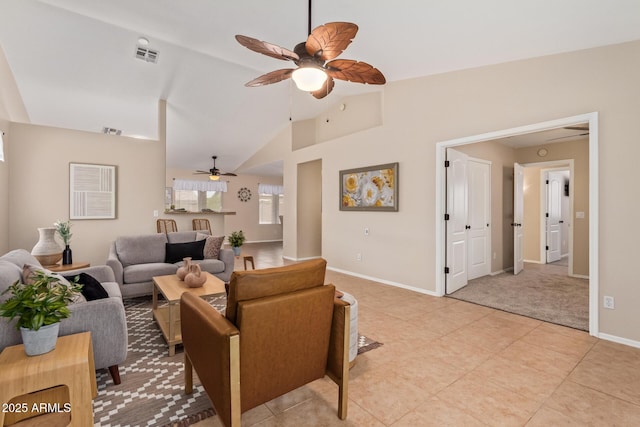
[0,332,97,426]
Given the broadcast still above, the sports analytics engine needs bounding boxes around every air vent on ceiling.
[135,46,159,64]
[102,127,122,136]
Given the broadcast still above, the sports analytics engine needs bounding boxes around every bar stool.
[192,218,212,234]
[243,255,255,270]
[157,219,177,233]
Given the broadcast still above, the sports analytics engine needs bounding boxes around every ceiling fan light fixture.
[291,66,327,92]
[209,174,220,181]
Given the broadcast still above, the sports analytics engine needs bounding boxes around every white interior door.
[467,160,491,280]
[513,163,524,275]
[446,149,468,293]
[546,171,563,263]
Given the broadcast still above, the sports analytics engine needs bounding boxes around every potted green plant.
[228,230,246,256]
[54,219,73,265]
[0,270,81,356]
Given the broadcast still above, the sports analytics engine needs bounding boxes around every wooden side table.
[47,262,90,273]
[0,332,97,426]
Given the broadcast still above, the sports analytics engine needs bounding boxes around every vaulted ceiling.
[2,1,640,175]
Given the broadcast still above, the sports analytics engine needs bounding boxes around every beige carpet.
[448,262,589,331]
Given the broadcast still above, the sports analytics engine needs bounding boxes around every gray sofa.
[0,249,127,384]
[106,231,234,298]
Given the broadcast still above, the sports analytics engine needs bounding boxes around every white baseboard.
[245,239,283,244]
[326,266,440,297]
[571,274,590,279]
[598,332,640,349]
[524,259,544,264]
[490,267,514,276]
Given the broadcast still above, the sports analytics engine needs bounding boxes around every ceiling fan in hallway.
[546,125,590,142]
[194,156,237,181]
[235,0,385,99]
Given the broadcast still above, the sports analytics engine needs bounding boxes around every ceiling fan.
[194,156,237,181]
[546,125,590,142]
[235,0,385,99]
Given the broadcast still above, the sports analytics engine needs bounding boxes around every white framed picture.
[69,163,117,219]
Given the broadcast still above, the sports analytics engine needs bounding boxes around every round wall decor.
[237,187,252,202]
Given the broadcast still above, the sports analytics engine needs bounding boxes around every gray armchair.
[0,249,128,384]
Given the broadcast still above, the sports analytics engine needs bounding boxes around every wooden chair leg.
[108,365,121,385]
[338,304,350,420]
[185,352,193,394]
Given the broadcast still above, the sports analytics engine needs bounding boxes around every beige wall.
[8,122,166,266]
[0,44,29,254]
[296,159,322,259]
[245,40,640,342]
[523,167,542,261]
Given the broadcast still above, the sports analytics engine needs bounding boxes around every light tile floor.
[192,243,640,426]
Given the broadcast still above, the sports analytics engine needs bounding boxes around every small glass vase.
[62,245,73,265]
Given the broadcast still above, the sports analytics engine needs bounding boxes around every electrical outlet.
[356,253,362,261]
[603,296,615,309]
[153,210,159,217]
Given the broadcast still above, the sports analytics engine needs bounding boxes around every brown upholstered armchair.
[181,258,351,426]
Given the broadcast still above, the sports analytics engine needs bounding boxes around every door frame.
[435,112,599,336]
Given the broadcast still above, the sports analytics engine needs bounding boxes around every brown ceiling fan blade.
[564,126,589,131]
[245,69,295,87]
[235,35,299,61]
[326,59,386,84]
[195,170,211,174]
[311,76,335,99]
[306,22,358,60]
[221,172,238,177]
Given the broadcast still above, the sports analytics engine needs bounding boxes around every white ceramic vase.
[31,227,62,266]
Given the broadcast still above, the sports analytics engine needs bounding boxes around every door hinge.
[546,179,549,184]
[444,160,450,167]
[545,212,549,218]
[444,213,450,221]
[444,267,450,274]
[546,245,549,250]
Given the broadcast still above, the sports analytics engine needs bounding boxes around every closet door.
[446,149,469,293]
[467,160,491,280]
[513,163,524,275]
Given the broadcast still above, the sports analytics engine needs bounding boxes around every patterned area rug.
[93,296,381,427]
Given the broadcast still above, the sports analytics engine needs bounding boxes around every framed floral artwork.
[339,162,398,211]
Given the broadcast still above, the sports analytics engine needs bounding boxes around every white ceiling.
[1,1,639,175]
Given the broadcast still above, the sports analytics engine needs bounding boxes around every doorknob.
[465,225,471,229]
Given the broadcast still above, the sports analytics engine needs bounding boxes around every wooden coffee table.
[152,272,226,356]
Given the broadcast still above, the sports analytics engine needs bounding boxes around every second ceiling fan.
[235,0,385,99]
[195,156,237,181]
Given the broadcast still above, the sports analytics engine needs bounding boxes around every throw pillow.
[64,272,109,301]
[203,236,225,259]
[165,239,206,264]
[22,264,87,304]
